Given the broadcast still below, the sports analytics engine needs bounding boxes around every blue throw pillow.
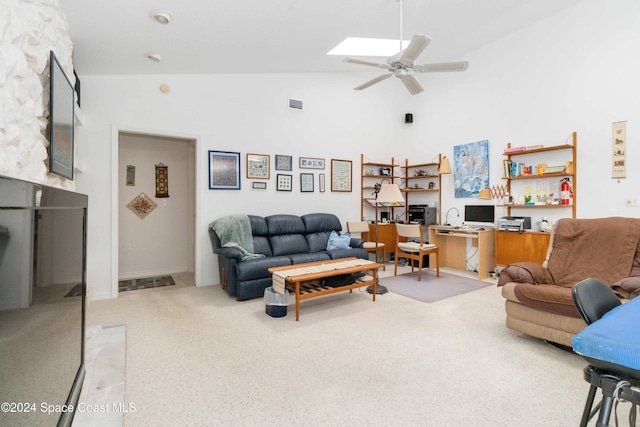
[326,230,351,251]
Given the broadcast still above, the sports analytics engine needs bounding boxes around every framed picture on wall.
[319,173,325,192]
[277,174,292,191]
[247,153,270,179]
[299,157,325,169]
[330,159,352,192]
[300,173,314,192]
[252,182,267,190]
[275,154,293,171]
[208,151,241,190]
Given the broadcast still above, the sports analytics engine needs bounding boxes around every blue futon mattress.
[573,300,640,371]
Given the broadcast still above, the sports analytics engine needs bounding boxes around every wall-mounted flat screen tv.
[49,50,75,180]
[464,204,495,224]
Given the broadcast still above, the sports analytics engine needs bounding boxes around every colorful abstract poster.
[454,140,489,198]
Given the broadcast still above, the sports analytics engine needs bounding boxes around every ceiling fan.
[343,0,469,95]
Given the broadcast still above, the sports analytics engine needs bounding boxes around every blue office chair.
[572,278,639,427]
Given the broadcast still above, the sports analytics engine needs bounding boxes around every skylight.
[327,37,410,56]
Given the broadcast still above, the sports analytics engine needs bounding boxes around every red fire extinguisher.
[561,178,572,205]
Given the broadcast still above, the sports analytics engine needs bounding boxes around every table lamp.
[478,186,491,200]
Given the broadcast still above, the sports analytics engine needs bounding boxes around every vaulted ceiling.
[60,0,585,75]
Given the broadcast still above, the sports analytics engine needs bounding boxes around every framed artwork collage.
[208,152,351,194]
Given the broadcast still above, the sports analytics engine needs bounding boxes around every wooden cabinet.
[495,230,551,265]
[368,223,397,249]
[399,156,442,224]
[502,131,577,219]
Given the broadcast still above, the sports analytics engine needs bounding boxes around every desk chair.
[572,278,639,427]
[346,221,386,270]
[393,223,439,281]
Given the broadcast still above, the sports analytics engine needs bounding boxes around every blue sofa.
[209,213,368,300]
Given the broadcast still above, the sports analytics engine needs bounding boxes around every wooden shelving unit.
[399,155,443,224]
[501,131,577,219]
[360,154,400,221]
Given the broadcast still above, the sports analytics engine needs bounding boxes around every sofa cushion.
[269,234,310,256]
[307,231,333,253]
[513,283,581,318]
[327,248,369,260]
[266,214,306,235]
[248,215,269,236]
[236,256,292,282]
[301,213,342,233]
[288,252,331,265]
[252,236,272,257]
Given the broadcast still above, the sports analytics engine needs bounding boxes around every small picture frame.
[300,173,314,192]
[299,157,325,169]
[319,173,325,192]
[276,174,292,191]
[275,154,293,171]
[331,159,352,192]
[247,153,270,179]
[252,182,267,190]
[209,151,241,190]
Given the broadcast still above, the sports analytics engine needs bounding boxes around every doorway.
[116,131,196,292]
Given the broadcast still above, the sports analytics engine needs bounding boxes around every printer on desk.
[498,216,532,231]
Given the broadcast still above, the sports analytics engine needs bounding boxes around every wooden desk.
[495,230,551,265]
[428,226,496,279]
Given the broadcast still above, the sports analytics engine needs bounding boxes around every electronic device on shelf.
[497,216,532,231]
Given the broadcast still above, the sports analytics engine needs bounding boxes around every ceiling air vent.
[288,98,303,111]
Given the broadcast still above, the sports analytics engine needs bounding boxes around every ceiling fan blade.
[354,73,393,91]
[343,57,391,70]
[397,73,424,95]
[399,34,431,65]
[414,61,469,72]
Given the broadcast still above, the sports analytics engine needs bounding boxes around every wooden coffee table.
[268,257,385,321]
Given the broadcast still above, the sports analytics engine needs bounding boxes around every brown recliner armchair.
[498,217,640,347]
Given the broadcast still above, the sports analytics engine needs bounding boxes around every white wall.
[118,133,192,279]
[409,0,640,225]
[73,0,640,299]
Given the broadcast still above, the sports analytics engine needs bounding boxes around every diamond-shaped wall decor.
[126,192,157,219]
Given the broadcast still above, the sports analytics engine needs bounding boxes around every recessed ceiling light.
[149,9,172,25]
[327,37,410,56]
[145,52,162,62]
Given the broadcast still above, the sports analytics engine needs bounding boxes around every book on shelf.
[526,144,544,150]
[504,146,526,154]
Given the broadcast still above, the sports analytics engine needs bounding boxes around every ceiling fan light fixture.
[150,9,172,25]
[145,52,162,62]
[327,37,410,56]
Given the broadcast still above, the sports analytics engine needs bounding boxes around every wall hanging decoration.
[319,173,325,192]
[247,153,270,179]
[126,165,135,186]
[155,163,169,197]
[209,151,241,190]
[300,173,314,192]
[252,182,267,190]
[299,157,325,169]
[612,121,626,180]
[275,155,292,171]
[277,174,292,191]
[331,159,352,192]
[453,139,489,198]
[126,192,158,220]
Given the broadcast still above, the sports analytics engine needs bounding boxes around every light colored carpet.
[380,270,492,303]
[81,267,627,426]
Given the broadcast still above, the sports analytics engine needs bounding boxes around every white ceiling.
[59,0,585,76]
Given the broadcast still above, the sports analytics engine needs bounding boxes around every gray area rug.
[380,270,492,303]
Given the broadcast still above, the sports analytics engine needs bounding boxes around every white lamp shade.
[377,183,404,203]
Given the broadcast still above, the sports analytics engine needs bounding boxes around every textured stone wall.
[0,0,75,189]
